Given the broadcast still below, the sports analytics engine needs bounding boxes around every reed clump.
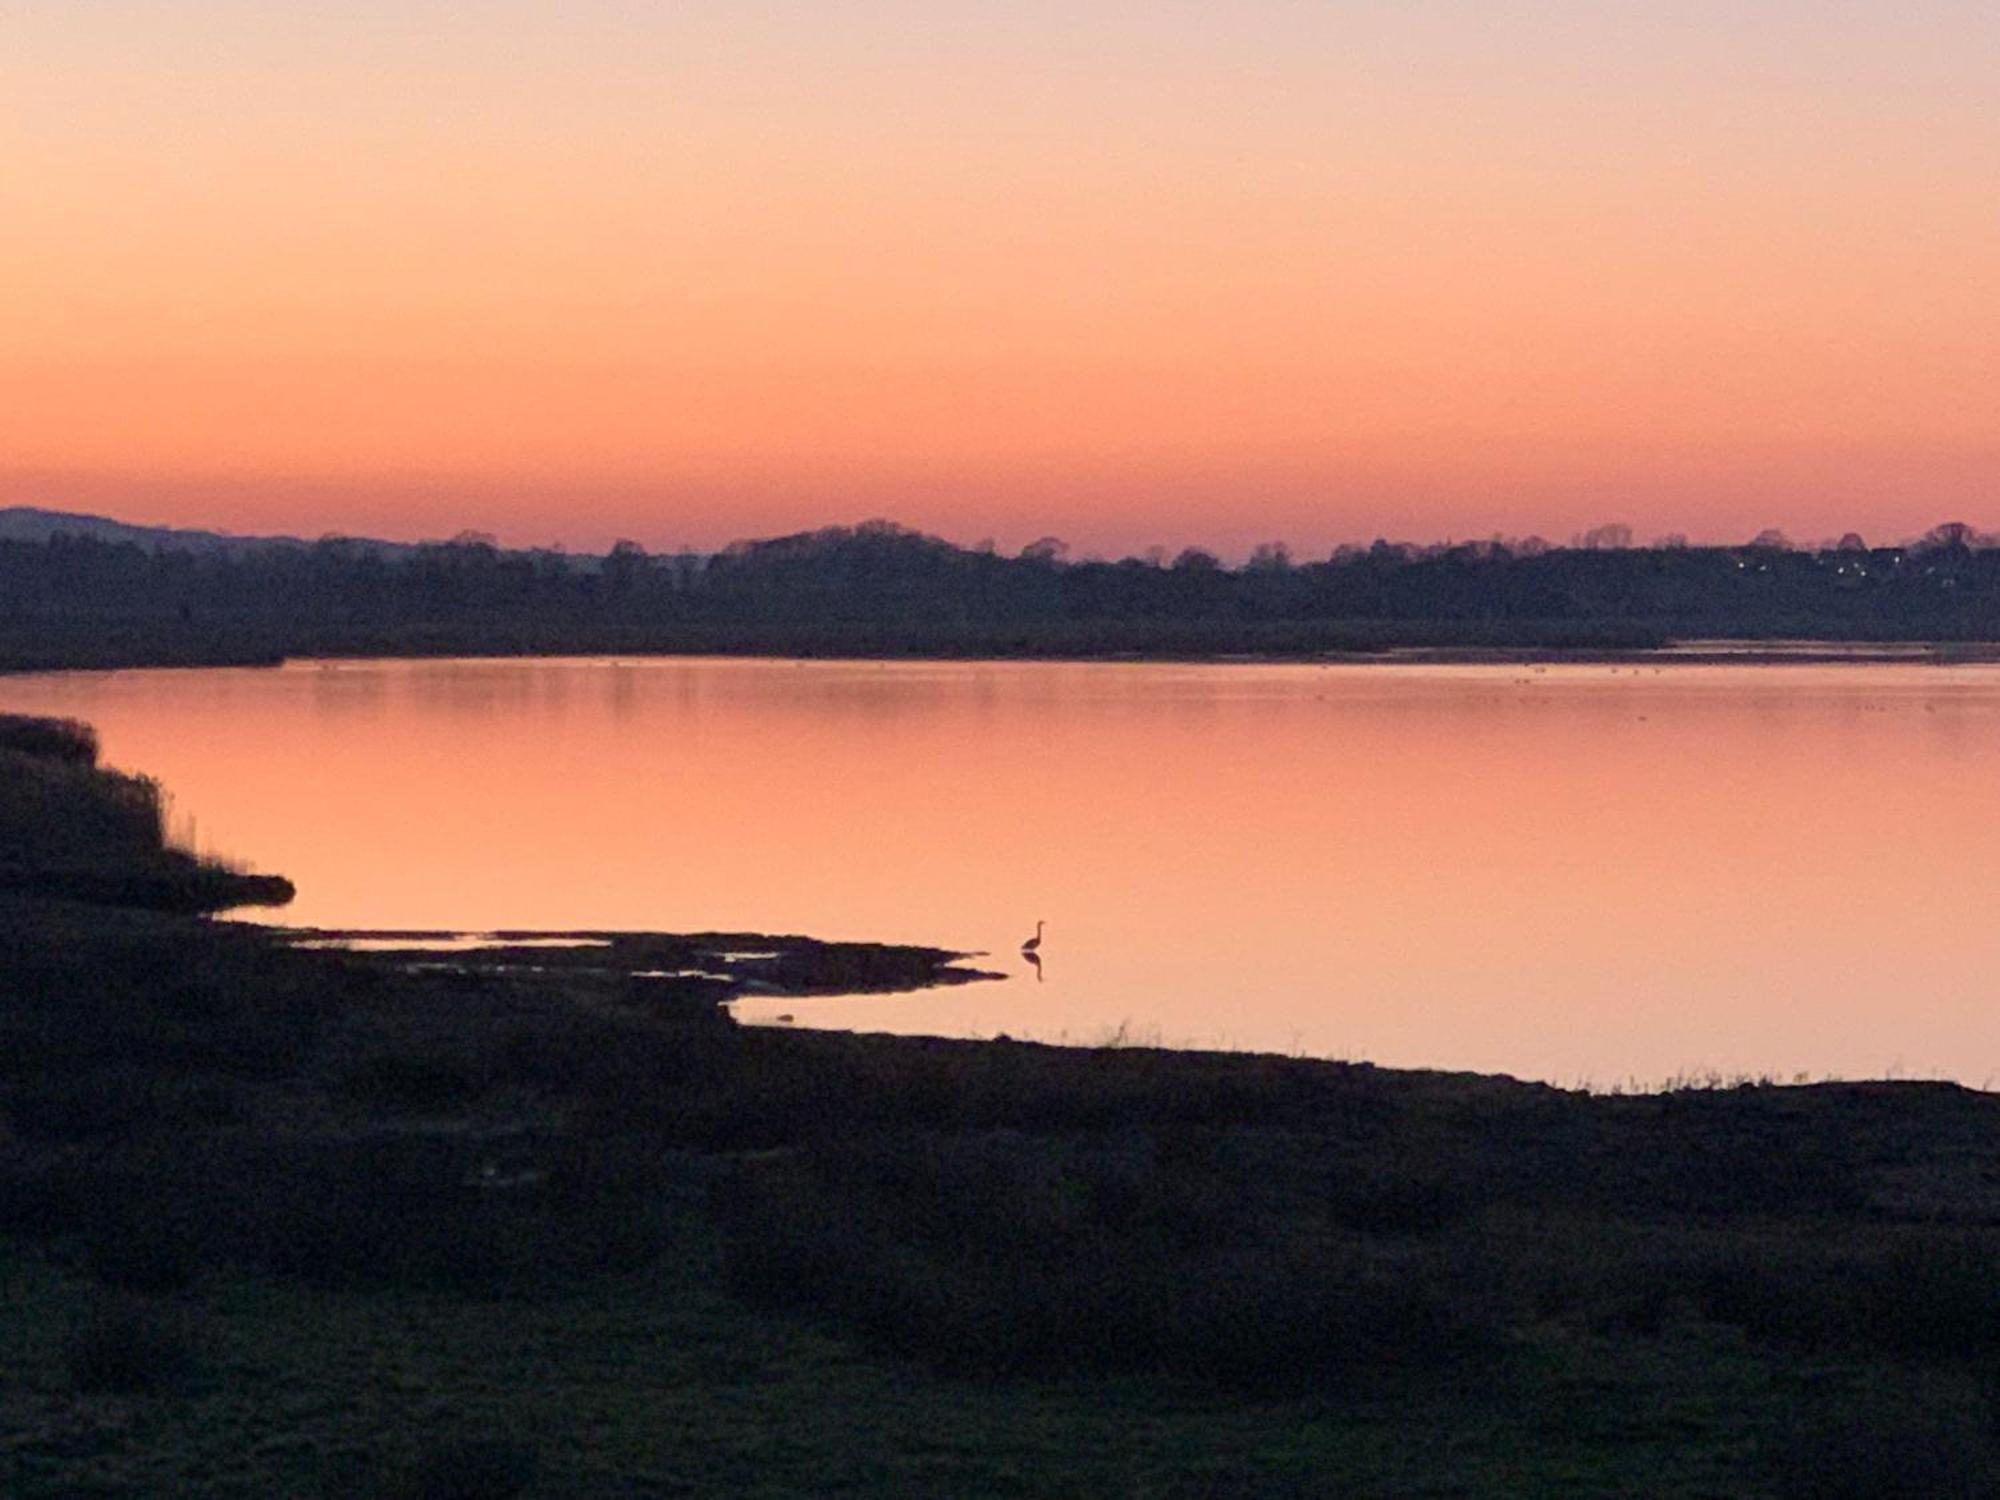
[0,714,292,912]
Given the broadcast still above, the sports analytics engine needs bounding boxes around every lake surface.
[8,655,2000,1086]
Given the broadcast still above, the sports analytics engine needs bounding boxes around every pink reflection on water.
[6,656,2000,1085]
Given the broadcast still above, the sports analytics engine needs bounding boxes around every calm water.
[9,656,2000,1086]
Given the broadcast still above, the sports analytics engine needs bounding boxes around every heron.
[1021,920,1045,954]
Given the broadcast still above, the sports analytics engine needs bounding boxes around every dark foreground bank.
[6,721,2000,1497]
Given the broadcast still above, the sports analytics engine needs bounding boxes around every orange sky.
[4,3,1996,555]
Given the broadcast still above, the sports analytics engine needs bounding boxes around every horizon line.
[6,503,1999,564]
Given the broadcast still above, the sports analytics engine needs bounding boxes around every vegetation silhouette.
[0,713,291,911]
[15,515,2000,671]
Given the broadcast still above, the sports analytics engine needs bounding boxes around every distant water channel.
[9,655,2000,1087]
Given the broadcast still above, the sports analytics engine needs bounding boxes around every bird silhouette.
[1020,920,1044,954]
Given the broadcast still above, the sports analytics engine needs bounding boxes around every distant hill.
[0,507,511,562]
[0,507,646,568]
[0,506,317,555]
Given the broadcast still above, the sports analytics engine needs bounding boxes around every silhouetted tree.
[605,539,649,598]
[1916,522,1981,554]
[1576,523,1634,550]
[13,514,2000,668]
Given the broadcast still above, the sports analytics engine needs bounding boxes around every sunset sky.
[5,2,1996,557]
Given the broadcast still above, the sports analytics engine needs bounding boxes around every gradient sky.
[5,2,1996,556]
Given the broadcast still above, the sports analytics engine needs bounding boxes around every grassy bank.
[0,714,293,911]
[6,718,2000,1496]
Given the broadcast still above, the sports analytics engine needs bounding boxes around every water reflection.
[6,656,2000,1085]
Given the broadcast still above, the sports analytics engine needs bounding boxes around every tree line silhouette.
[6,518,2000,670]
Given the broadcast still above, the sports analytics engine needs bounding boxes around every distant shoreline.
[20,515,2000,677]
[10,638,2000,679]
